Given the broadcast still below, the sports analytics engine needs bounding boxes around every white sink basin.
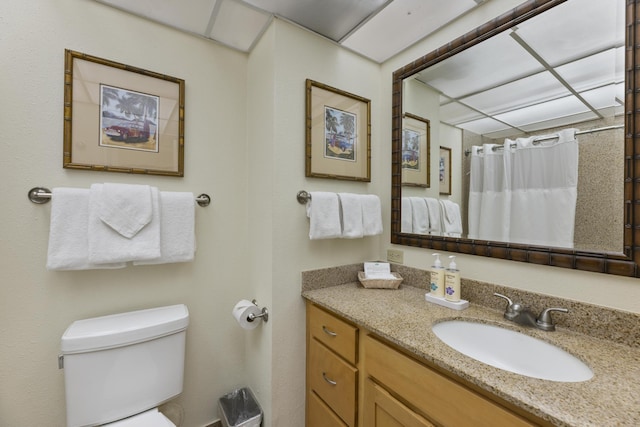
[432,320,593,382]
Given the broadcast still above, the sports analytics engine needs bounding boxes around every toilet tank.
[60,304,189,427]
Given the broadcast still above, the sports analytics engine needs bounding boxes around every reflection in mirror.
[391,0,640,277]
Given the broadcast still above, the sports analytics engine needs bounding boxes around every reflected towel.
[425,197,442,236]
[338,193,364,238]
[306,192,342,240]
[401,197,413,233]
[362,194,383,236]
[409,197,429,234]
[88,184,161,263]
[46,188,126,270]
[439,199,463,237]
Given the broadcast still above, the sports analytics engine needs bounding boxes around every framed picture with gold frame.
[439,146,452,195]
[63,49,185,176]
[305,79,371,181]
[401,113,430,187]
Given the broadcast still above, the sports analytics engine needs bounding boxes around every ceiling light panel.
[415,31,544,99]
[455,117,512,136]
[514,0,623,66]
[494,95,591,128]
[555,48,623,92]
[242,0,387,42]
[341,0,478,63]
[208,0,271,51]
[461,71,569,116]
[439,101,483,125]
[96,0,216,35]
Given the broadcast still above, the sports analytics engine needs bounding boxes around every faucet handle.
[536,307,568,331]
[493,293,522,320]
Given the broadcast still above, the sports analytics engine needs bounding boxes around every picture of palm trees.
[402,128,421,170]
[324,106,356,161]
[100,84,159,152]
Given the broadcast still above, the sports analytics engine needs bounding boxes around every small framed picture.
[63,49,185,176]
[439,147,452,195]
[305,79,371,181]
[401,113,430,187]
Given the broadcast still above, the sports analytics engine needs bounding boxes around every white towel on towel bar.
[46,188,126,270]
[362,194,383,236]
[439,199,463,237]
[98,183,153,238]
[306,192,342,240]
[425,197,442,235]
[401,197,413,233]
[134,191,196,265]
[88,184,161,264]
[338,193,364,238]
[409,197,429,234]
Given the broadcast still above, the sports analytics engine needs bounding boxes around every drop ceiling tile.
[209,0,271,51]
[342,0,478,63]
[415,31,544,99]
[456,117,512,136]
[439,101,483,125]
[461,71,569,115]
[514,0,623,66]
[243,0,387,42]
[519,111,599,133]
[96,0,216,34]
[555,48,622,92]
[495,95,591,127]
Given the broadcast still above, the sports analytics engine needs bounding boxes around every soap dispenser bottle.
[444,256,461,302]
[430,253,445,298]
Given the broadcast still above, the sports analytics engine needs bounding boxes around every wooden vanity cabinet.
[305,302,545,427]
[306,303,358,427]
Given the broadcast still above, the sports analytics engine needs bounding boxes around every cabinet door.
[364,379,435,427]
[307,390,348,427]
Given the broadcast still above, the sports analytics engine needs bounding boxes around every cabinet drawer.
[308,303,358,364]
[307,390,348,427]
[308,338,358,427]
[364,335,537,427]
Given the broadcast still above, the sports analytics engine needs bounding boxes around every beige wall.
[1,1,639,427]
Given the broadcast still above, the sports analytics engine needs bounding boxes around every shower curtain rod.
[464,124,623,156]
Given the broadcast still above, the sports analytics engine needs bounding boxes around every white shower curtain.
[468,129,578,248]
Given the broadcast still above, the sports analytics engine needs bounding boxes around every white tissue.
[232,300,262,330]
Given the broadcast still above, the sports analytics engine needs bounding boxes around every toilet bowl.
[60,304,189,427]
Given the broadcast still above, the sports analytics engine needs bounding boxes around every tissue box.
[357,271,403,289]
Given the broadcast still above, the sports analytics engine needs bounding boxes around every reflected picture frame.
[63,49,185,177]
[439,147,452,195]
[305,79,371,181]
[401,113,430,187]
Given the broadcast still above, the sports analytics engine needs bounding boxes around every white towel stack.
[46,184,196,270]
[306,192,383,240]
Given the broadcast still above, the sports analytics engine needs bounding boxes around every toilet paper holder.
[248,300,269,323]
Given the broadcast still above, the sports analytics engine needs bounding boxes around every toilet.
[59,304,189,427]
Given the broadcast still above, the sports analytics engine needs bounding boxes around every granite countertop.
[302,282,640,427]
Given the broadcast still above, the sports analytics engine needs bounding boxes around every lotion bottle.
[444,256,461,302]
[430,253,445,298]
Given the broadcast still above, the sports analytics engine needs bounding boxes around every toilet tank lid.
[61,304,189,354]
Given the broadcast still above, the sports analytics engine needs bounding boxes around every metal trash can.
[218,387,263,427]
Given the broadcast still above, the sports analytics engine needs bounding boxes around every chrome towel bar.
[28,187,211,207]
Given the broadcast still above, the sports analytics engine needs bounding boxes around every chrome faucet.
[494,293,568,331]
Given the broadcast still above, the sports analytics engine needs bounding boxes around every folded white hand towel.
[306,192,342,240]
[99,183,153,238]
[46,188,126,270]
[362,194,383,236]
[338,193,364,238]
[401,197,413,233]
[134,191,196,265]
[439,199,463,237]
[409,197,429,234]
[88,184,161,263]
[425,197,442,235]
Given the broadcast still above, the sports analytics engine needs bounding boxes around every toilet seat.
[105,408,175,427]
